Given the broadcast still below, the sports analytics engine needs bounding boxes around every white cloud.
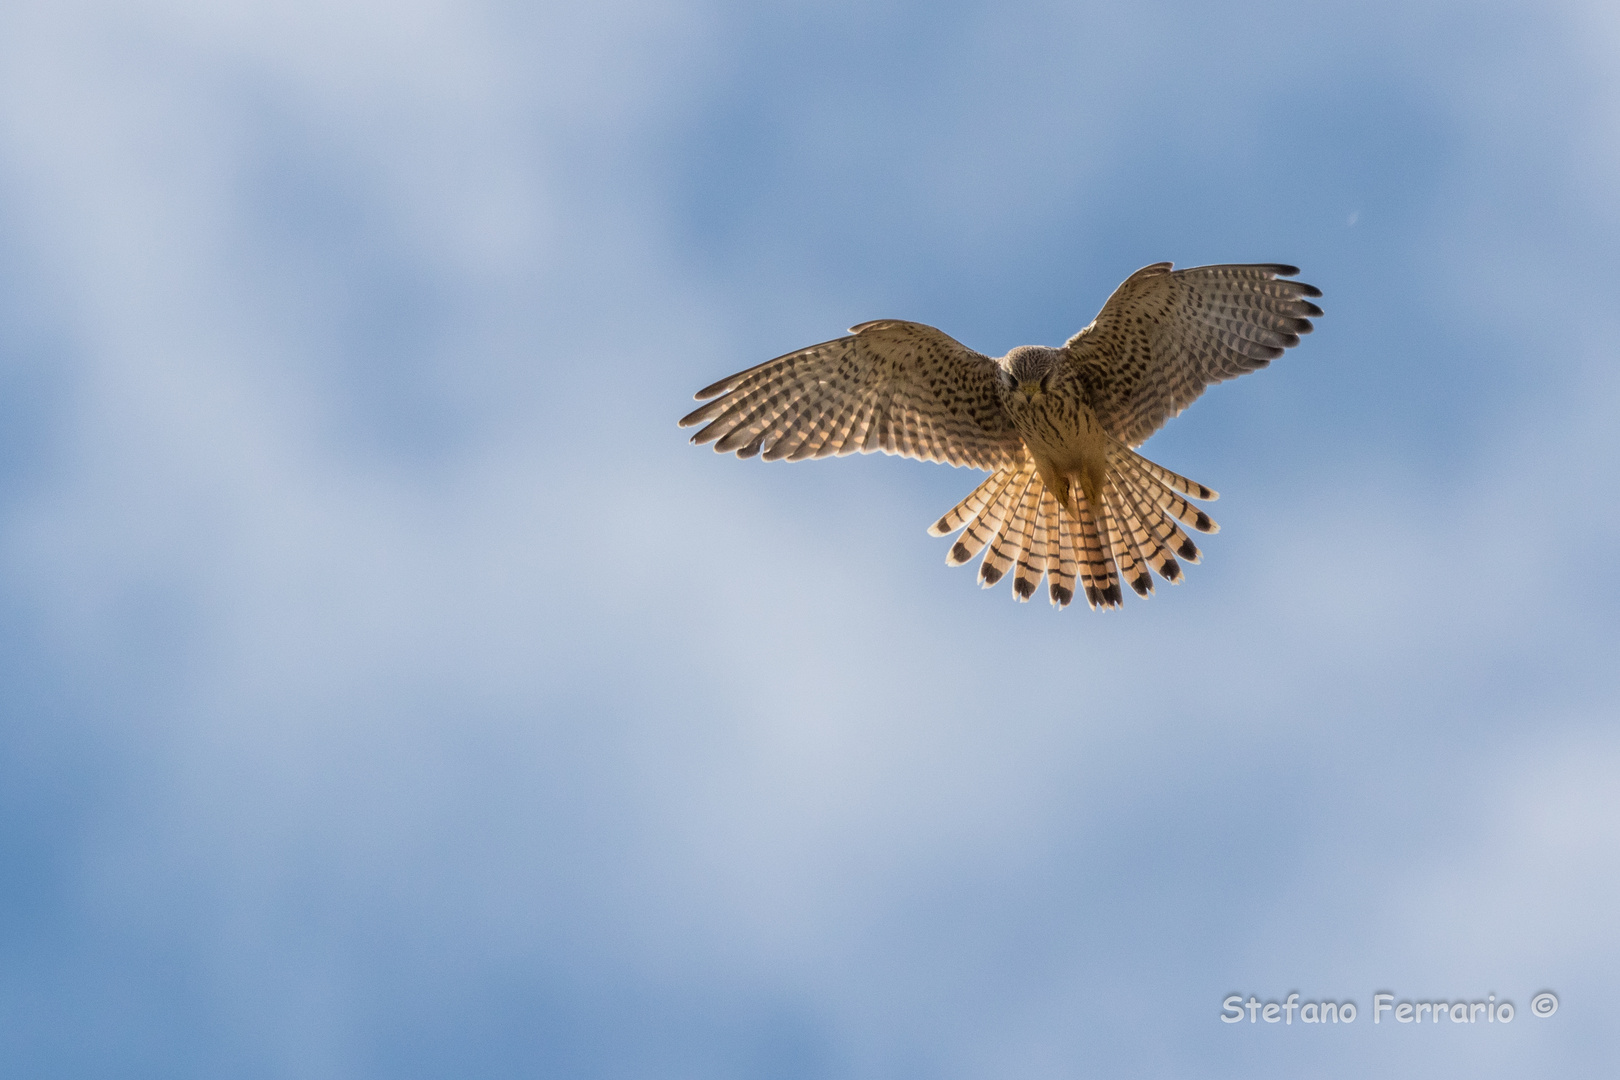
[1,0,1618,1075]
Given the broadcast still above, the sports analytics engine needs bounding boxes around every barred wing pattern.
[679,320,1024,470]
[1067,263,1322,447]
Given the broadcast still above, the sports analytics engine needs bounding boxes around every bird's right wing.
[679,320,1024,471]
[1066,263,1322,447]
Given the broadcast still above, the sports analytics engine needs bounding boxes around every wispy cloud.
[0,1,1615,1076]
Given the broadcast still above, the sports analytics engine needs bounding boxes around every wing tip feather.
[692,377,736,400]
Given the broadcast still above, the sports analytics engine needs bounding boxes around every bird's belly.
[1018,400,1108,474]
[1014,399,1112,516]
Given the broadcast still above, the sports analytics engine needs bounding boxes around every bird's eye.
[998,369,1015,390]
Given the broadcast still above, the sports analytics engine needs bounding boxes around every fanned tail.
[929,444,1219,610]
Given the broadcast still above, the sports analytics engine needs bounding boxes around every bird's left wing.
[679,320,1024,471]
[1067,263,1322,447]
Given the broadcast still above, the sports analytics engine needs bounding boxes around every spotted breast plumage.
[679,262,1322,609]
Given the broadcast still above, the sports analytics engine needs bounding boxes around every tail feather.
[981,472,1043,589]
[1035,489,1075,607]
[1073,490,1123,609]
[939,463,1030,566]
[930,464,1015,537]
[1012,504,1048,603]
[967,467,1037,585]
[1116,468,1201,568]
[1117,453,1220,537]
[1014,488,1063,603]
[1127,452,1218,502]
[928,445,1217,608]
[1110,474,1182,584]
[1050,500,1079,607]
[1101,483,1154,598]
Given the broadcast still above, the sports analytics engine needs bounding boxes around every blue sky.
[1,0,1617,1076]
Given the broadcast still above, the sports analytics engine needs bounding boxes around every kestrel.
[679,262,1321,609]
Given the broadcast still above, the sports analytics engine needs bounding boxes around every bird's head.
[999,346,1063,400]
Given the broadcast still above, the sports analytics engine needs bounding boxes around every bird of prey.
[679,262,1321,609]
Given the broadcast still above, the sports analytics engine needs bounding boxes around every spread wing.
[1067,263,1322,447]
[679,320,1024,470]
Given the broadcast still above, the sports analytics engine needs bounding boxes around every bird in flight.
[680,263,1321,609]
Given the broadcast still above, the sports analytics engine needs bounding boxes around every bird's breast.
[1009,393,1106,474]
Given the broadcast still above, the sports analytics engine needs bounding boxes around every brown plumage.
[679,262,1322,609]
